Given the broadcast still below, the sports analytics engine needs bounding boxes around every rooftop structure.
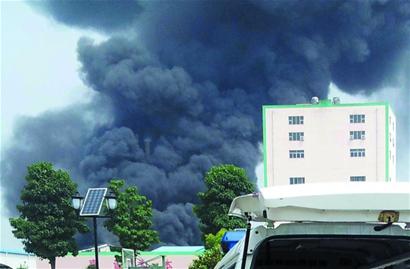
[263,98,396,187]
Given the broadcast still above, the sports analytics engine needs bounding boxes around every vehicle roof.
[229,182,410,223]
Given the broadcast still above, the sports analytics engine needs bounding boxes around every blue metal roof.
[0,249,34,256]
[151,246,204,253]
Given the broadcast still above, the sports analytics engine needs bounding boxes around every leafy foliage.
[9,162,88,269]
[104,179,159,251]
[189,229,227,269]
[194,164,254,235]
[204,228,227,250]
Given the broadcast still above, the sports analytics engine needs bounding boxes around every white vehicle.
[215,183,410,269]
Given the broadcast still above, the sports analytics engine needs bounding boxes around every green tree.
[194,164,255,235]
[189,229,227,269]
[9,162,88,269]
[104,179,159,253]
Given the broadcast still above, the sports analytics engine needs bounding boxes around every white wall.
[264,103,395,186]
[0,252,37,269]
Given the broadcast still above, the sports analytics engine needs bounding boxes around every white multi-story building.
[263,97,396,187]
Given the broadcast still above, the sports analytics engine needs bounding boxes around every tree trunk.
[49,257,56,269]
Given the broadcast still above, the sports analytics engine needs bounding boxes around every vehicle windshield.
[252,236,410,269]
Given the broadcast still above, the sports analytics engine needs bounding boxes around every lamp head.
[71,192,83,210]
[106,192,117,210]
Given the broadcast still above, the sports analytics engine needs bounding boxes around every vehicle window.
[252,237,410,268]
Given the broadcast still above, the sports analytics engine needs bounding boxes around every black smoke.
[153,203,201,246]
[30,0,142,32]
[2,0,410,246]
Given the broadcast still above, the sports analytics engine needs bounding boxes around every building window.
[289,150,304,158]
[290,177,305,185]
[289,132,304,141]
[350,176,366,182]
[350,114,365,123]
[350,131,365,140]
[288,116,304,125]
[350,148,366,157]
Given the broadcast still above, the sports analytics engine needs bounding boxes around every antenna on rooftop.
[311,96,319,104]
[144,137,152,158]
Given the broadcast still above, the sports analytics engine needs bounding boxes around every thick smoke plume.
[30,0,142,32]
[2,0,410,245]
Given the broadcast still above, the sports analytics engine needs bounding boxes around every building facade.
[0,246,204,269]
[263,98,396,187]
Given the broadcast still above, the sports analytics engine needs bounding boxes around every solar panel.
[80,188,107,216]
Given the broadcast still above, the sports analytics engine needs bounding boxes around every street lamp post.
[72,189,117,269]
[92,216,99,269]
